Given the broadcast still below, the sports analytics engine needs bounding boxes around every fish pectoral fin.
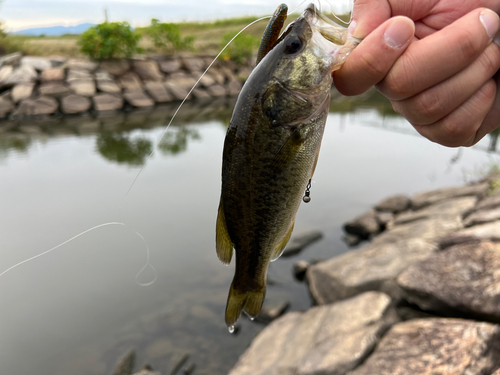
[225,283,266,327]
[272,128,307,174]
[216,199,234,265]
[271,220,295,261]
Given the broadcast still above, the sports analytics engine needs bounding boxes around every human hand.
[334,0,500,147]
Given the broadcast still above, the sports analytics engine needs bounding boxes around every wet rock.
[38,82,71,97]
[93,94,124,112]
[0,52,22,68]
[159,58,182,74]
[371,215,462,245]
[293,260,310,281]
[133,60,164,81]
[439,220,500,248]
[464,206,500,227]
[394,196,477,225]
[120,71,143,92]
[282,231,323,257]
[69,78,96,97]
[11,82,35,103]
[67,58,98,72]
[397,241,500,322]
[61,95,91,114]
[112,349,135,375]
[227,78,242,96]
[21,56,51,71]
[164,82,189,101]
[97,78,122,94]
[347,318,500,375]
[411,182,489,209]
[40,67,65,81]
[182,56,205,72]
[307,238,437,304]
[144,81,173,103]
[256,301,289,323]
[344,209,380,239]
[124,91,155,108]
[229,292,398,375]
[0,98,14,118]
[15,96,58,116]
[66,69,93,81]
[207,84,226,97]
[0,65,37,88]
[100,59,130,76]
[374,194,411,213]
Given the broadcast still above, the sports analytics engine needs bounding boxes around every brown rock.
[464,206,500,227]
[167,71,197,89]
[39,82,71,97]
[97,79,122,94]
[0,53,22,68]
[123,91,155,107]
[133,60,164,81]
[227,78,242,96]
[66,69,93,81]
[347,318,500,375]
[61,95,91,114]
[93,94,124,112]
[0,98,14,118]
[192,88,211,100]
[182,56,205,72]
[473,194,500,212]
[194,71,216,87]
[0,65,37,88]
[282,231,322,257]
[439,220,500,249]
[159,57,182,74]
[68,79,96,97]
[67,58,98,72]
[40,68,65,82]
[120,71,142,92]
[397,241,500,322]
[21,56,52,71]
[344,209,380,239]
[375,194,411,213]
[144,81,173,103]
[164,81,190,101]
[411,183,489,209]
[12,82,35,103]
[100,59,130,76]
[15,96,58,116]
[207,84,226,97]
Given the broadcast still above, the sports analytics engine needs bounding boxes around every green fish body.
[216,3,360,329]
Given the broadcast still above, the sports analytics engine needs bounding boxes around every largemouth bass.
[216,3,360,330]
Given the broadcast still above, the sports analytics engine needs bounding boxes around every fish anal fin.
[216,200,233,265]
[225,283,266,327]
[271,220,295,261]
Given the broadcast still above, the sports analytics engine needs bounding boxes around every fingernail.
[384,17,414,49]
[480,9,499,39]
[348,20,357,36]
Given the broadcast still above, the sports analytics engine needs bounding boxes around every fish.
[216,3,360,330]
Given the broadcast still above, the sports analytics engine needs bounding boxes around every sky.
[0,0,353,31]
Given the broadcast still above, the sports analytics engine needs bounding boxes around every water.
[0,92,499,375]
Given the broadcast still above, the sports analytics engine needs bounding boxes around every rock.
[100,59,130,76]
[123,91,155,107]
[374,194,411,213]
[207,84,227,97]
[40,67,65,81]
[344,209,380,239]
[132,370,160,375]
[374,211,393,228]
[282,231,323,257]
[439,220,500,248]
[256,301,289,323]
[69,79,96,97]
[15,96,58,116]
[236,67,253,82]
[120,71,143,92]
[61,95,91,114]
[169,352,190,375]
[192,88,211,100]
[67,58,98,72]
[411,183,489,209]
[229,292,398,375]
[464,206,500,227]
[66,70,93,81]
[0,53,22,68]
[293,260,310,281]
[397,241,500,322]
[394,196,478,225]
[144,81,173,103]
[195,71,216,87]
[227,78,242,96]
[21,56,52,71]
[342,233,362,247]
[50,56,67,68]
[183,363,196,375]
[473,193,500,212]
[307,238,437,304]
[182,56,205,72]
[112,349,135,375]
[94,70,112,81]
[167,72,197,89]
[208,68,226,85]
[93,94,124,112]
[11,82,35,103]
[164,82,190,101]
[159,58,182,74]
[39,82,71,97]
[371,215,462,245]
[347,318,500,375]
[0,65,37,88]
[97,79,122,94]
[0,98,14,118]
[133,60,164,81]
[0,66,13,82]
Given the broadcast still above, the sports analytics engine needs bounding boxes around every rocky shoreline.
[0,53,252,121]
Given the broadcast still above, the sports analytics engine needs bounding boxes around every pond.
[1,91,499,375]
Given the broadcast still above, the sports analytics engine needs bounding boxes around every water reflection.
[96,133,153,166]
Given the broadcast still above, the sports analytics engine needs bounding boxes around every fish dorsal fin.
[256,3,288,64]
[271,220,295,261]
[216,199,234,264]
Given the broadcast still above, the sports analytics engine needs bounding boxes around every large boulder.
[439,220,500,248]
[133,60,164,81]
[40,68,65,82]
[144,81,173,103]
[374,194,411,213]
[21,56,52,71]
[11,82,35,103]
[348,318,500,375]
[93,94,124,112]
[61,95,92,114]
[97,78,122,94]
[0,98,14,118]
[411,183,489,209]
[66,58,98,72]
[397,241,500,322]
[68,79,96,97]
[159,58,182,74]
[182,56,205,72]
[343,209,380,238]
[66,70,93,81]
[100,59,130,76]
[464,206,500,227]
[38,82,71,97]
[164,81,189,101]
[0,65,37,88]
[123,91,155,107]
[0,53,22,68]
[120,71,143,92]
[229,292,397,375]
[15,96,59,116]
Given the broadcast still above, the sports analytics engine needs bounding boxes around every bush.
[220,32,260,65]
[78,22,140,60]
[145,19,194,53]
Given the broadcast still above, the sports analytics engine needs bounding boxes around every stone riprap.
[0,53,249,122]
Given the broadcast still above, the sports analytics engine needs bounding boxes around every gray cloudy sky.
[1,0,352,31]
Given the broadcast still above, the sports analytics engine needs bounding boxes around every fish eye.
[284,36,303,55]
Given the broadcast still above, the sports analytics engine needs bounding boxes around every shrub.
[78,22,140,60]
[145,19,194,53]
[220,32,260,65]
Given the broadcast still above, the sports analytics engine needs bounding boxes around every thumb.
[334,16,415,96]
[349,0,392,38]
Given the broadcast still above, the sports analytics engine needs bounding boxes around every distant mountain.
[11,23,96,36]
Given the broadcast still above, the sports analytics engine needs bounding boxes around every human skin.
[334,0,500,147]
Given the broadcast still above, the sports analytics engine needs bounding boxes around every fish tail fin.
[225,283,266,328]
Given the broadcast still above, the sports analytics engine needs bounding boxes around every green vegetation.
[78,22,140,60]
[144,19,195,53]
[219,32,260,64]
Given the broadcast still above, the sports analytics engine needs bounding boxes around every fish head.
[259,3,360,126]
